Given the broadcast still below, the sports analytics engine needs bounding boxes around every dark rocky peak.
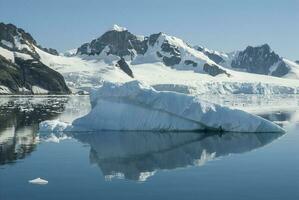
[77,25,148,58]
[203,63,230,77]
[295,60,299,64]
[0,55,71,94]
[0,23,37,57]
[0,22,58,57]
[147,32,183,66]
[38,47,59,56]
[148,32,162,46]
[194,45,224,64]
[116,57,134,78]
[0,23,37,46]
[231,44,288,76]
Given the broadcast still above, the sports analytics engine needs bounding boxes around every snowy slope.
[282,58,299,79]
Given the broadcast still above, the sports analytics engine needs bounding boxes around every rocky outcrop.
[184,60,197,67]
[231,44,289,77]
[0,23,58,57]
[0,23,71,94]
[203,63,229,77]
[77,29,147,58]
[0,55,71,94]
[295,60,299,64]
[160,39,182,66]
[195,46,224,64]
[116,58,134,78]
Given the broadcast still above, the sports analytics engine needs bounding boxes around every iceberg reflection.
[74,131,284,181]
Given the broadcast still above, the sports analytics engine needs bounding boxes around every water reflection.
[74,131,284,181]
[0,97,68,165]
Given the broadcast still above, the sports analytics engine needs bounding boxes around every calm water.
[0,96,298,200]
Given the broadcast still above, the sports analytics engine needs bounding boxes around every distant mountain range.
[1,23,299,94]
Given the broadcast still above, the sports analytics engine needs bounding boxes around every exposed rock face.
[195,46,224,64]
[77,29,147,58]
[0,55,71,94]
[184,60,197,67]
[296,60,299,64]
[116,58,134,78]
[203,63,229,77]
[204,51,224,64]
[39,47,59,56]
[271,61,289,77]
[0,23,58,56]
[0,23,71,94]
[231,44,289,77]
[160,39,181,66]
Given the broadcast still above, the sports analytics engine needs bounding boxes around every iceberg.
[28,177,48,185]
[69,80,284,133]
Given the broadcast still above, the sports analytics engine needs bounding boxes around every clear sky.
[0,0,298,60]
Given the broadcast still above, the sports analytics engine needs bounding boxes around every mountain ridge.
[1,23,299,95]
[0,22,70,94]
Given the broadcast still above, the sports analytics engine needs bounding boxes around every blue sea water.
[0,96,298,200]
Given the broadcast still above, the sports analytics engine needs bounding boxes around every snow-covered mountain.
[0,23,70,94]
[75,24,229,77]
[2,23,298,95]
[56,24,299,95]
[196,44,299,79]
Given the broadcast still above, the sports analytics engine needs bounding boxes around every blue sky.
[0,0,298,60]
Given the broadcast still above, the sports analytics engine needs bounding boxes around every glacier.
[39,80,285,133]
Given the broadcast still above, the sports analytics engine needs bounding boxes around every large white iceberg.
[69,80,284,133]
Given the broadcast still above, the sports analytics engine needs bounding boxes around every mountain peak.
[111,24,127,32]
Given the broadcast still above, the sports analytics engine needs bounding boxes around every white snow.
[18,87,30,93]
[31,86,49,94]
[111,24,127,32]
[0,85,12,94]
[1,40,13,48]
[0,46,14,62]
[282,58,299,79]
[13,35,33,53]
[70,81,284,132]
[63,48,78,57]
[28,178,48,185]
[14,51,33,60]
[133,32,219,73]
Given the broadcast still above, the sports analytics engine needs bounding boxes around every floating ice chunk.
[28,177,48,185]
[71,81,284,133]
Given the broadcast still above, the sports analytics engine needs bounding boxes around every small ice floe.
[28,177,48,185]
[39,120,71,133]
